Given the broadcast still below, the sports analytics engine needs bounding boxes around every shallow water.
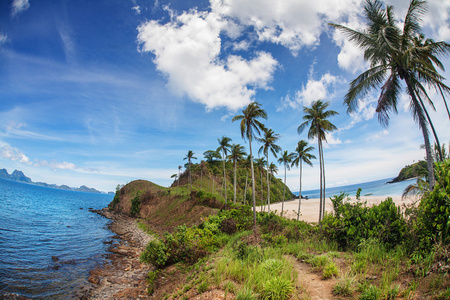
[0,178,114,299]
[295,177,418,199]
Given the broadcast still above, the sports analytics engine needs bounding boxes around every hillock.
[388,160,427,183]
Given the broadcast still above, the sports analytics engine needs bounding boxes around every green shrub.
[130,193,141,217]
[322,196,406,250]
[262,277,294,300]
[146,270,160,295]
[140,239,168,268]
[236,287,258,300]
[333,273,356,296]
[323,262,339,279]
[413,159,450,251]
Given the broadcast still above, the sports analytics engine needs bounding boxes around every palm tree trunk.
[223,154,227,205]
[243,171,248,204]
[417,95,443,161]
[266,154,271,213]
[438,85,450,121]
[318,139,323,223]
[233,160,237,204]
[260,166,264,212]
[322,146,326,219]
[408,82,436,188]
[249,140,257,228]
[297,161,302,221]
[281,163,286,216]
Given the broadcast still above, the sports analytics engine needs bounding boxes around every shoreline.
[87,208,154,299]
[260,195,419,223]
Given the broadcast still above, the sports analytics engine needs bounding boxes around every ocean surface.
[0,178,114,299]
[295,177,418,199]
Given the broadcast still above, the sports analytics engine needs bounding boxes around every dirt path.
[294,259,336,300]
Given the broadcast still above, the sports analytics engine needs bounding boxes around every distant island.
[0,168,104,194]
[387,160,427,183]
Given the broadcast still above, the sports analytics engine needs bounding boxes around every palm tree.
[298,100,338,223]
[203,149,221,162]
[178,165,182,188]
[291,140,316,221]
[228,144,247,204]
[171,173,178,186]
[268,162,278,178]
[232,101,267,228]
[242,154,252,204]
[330,0,450,188]
[278,150,295,216]
[258,128,281,212]
[184,150,197,193]
[217,136,232,204]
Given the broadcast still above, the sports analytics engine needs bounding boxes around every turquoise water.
[0,178,114,299]
[295,177,417,199]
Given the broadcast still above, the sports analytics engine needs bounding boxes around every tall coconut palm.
[330,0,450,188]
[232,102,267,228]
[217,136,232,204]
[298,100,338,223]
[268,162,278,178]
[258,128,281,212]
[291,140,316,221]
[278,150,295,216]
[183,150,197,193]
[178,165,182,188]
[228,144,247,204]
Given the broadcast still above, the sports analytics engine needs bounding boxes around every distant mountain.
[0,168,102,193]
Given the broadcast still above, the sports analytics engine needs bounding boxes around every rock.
[88,275,100,285]
[51,256,59,262]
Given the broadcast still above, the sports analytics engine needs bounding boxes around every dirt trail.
[294,259,336,300]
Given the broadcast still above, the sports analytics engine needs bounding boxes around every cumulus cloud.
[211,0,362,55]
[343,98,376,130]
[137,8,278,111]
[279,72,340,110]
[11,0,30,16]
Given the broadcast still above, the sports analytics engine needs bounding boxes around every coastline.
[87,208,154,299]
[262,195,419,223]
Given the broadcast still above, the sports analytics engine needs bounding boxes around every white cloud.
[0,143,32,165]
[0,33,7,45]
[283,73,340,109]
[343,98,376,130]
[137,8,278,111]
[132,5,141,14]
[11,0,30,16]
[211,0,362,55]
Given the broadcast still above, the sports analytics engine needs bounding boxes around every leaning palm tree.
[228,144,247,204]
[232,102,267,228]
[330,0,450,188]
[184,150,197,193]
[278,150,295,216]
[258,128,281,212]
[291,140,316,221]
[298,100,338,223]
[217,136,232,204]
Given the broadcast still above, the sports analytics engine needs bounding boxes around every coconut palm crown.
[330,0,450,188]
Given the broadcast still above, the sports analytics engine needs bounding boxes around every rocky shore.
[87,208,154,299]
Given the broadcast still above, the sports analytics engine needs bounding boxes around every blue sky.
[0,0,449,192]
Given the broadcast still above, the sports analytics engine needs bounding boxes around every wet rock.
[51,256,59,262]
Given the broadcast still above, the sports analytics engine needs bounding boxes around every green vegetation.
[114,160,450,299]
[389,161,428,183]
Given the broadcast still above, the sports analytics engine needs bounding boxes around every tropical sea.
[295,177,418,199]
[0,178,114,299]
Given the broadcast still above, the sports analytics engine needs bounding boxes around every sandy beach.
[262,195,419,223]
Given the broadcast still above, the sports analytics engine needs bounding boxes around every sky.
[0,0,449,193]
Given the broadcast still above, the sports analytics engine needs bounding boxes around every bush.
[413,159,450,251]
[140,239,168,268]
[262,277,294,300]
[130,193,141,217]
[322,196,406,250]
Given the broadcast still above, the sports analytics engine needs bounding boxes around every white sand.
[259,195,419,223]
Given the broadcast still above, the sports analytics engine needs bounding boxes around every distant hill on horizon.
[0,168,103,194]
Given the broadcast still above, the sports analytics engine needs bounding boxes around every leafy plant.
[262,277,294,300]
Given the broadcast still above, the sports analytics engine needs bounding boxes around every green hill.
[388,160,427,183]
